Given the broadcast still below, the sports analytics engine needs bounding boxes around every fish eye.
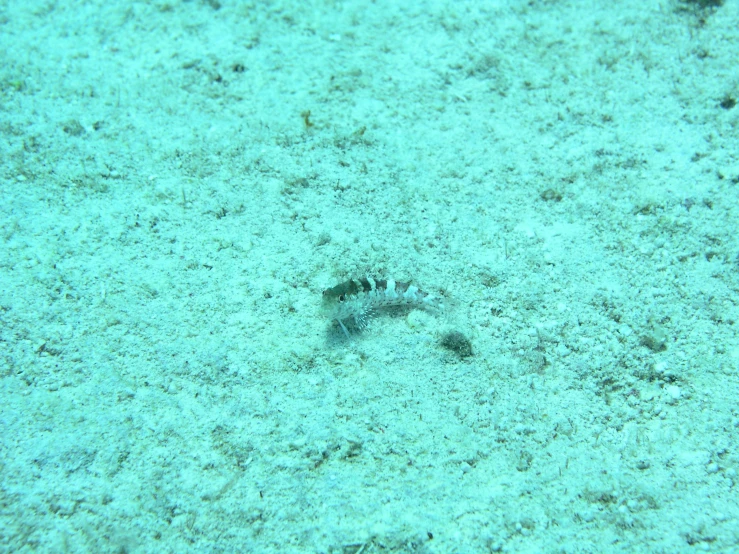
[338,295,345,302]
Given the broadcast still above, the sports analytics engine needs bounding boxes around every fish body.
[322,277,442,337]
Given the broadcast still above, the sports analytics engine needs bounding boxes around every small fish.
[322,277,443,337]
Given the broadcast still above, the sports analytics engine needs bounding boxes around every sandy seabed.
[1,1,739,552]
